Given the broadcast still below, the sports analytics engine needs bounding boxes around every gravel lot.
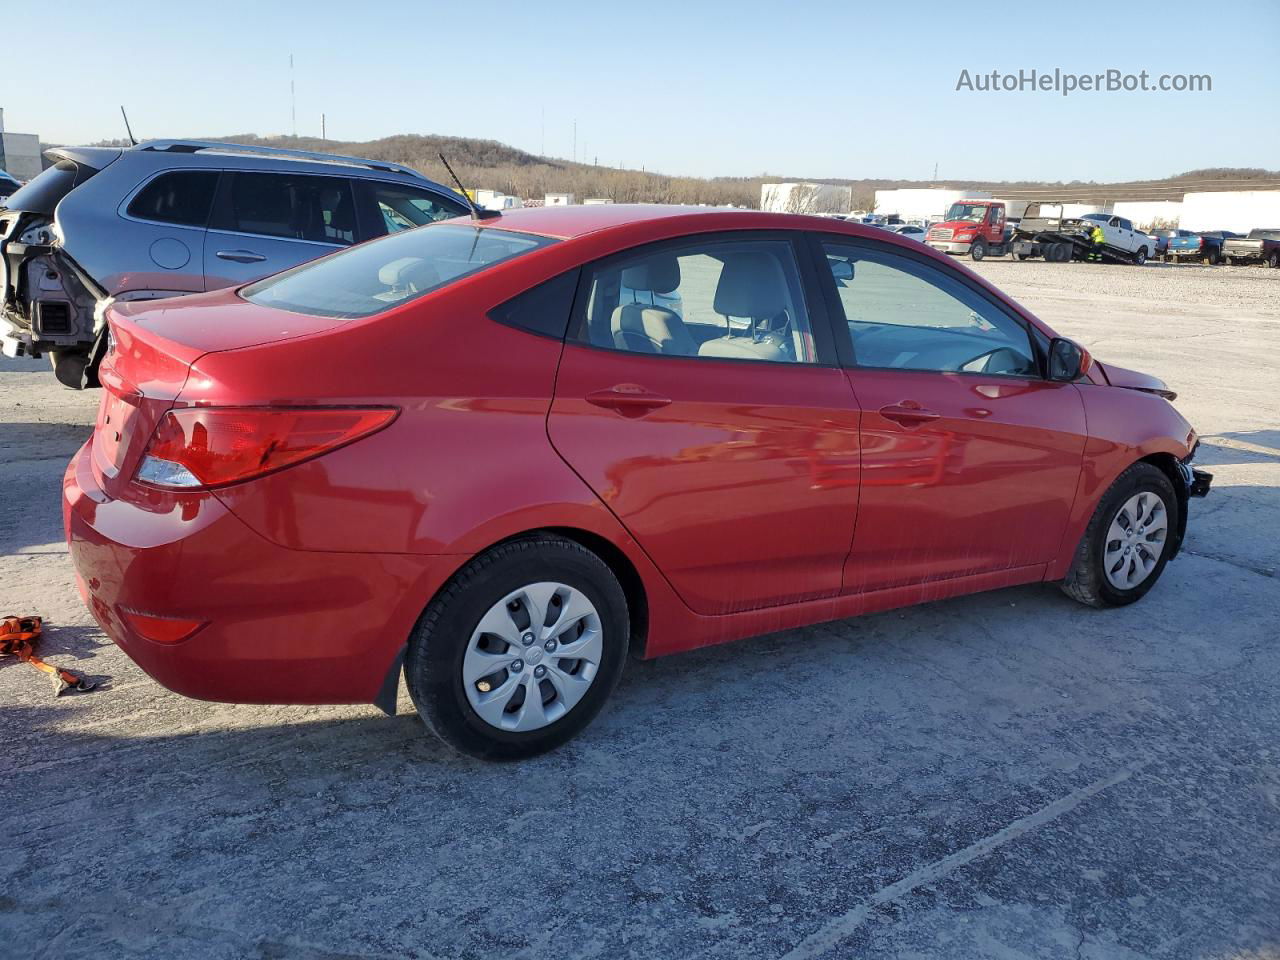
[2,259,1278,960]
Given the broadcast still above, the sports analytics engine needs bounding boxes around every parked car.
[64,205,1211,759]
[0,170,21,203]
[1166,230,1239,264]
[888,224,928,243]
[1151,228,1196,260]
[0,139,468,387]
[1223,228,1280,268]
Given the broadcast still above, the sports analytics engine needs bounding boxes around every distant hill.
[61,133,1280,209]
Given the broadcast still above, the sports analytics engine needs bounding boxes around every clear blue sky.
[7,0,1277,182]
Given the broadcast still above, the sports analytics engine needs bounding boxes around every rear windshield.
[243,223,556,319]
[1,159,100,215]
[1247,228,1280,240]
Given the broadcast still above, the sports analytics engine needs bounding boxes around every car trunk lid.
[91,309,208,498]
[91,290,362,497]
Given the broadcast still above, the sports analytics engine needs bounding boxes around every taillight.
[136,406,397,489]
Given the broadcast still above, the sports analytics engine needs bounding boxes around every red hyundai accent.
[64,205,1211,758]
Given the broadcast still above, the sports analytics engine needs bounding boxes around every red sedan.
[64,205,1211,758]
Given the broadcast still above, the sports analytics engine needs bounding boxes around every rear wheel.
[405,536,629,760]
[1061,462,1179,608]
[970,238,987,261]
[1134,246,1148,266]
[1270,251,1279,269]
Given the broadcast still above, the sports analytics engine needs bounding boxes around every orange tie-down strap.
[0,616,97,696]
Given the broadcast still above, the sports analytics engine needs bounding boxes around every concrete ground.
[2,259,1278,960]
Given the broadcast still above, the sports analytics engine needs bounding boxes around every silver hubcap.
[1104,492,1169,590]
[462,582,603,732]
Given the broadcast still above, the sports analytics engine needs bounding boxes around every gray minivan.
[0,140,468,387]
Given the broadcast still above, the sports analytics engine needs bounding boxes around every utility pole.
[933,161,938,182]
[289,54,297,138]
[321,113,326,140]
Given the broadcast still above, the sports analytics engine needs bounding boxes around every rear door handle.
[586,385,672,418]
[879,402,940,427]
[215,249,267,263]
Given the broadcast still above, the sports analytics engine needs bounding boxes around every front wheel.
[405,536,630,759]
[1061,462,1180,608]
[970,238,987,261]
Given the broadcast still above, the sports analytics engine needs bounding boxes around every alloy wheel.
[1103,492,1169,589]
[462,582,603,732]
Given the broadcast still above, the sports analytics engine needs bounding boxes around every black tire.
[970,238,987,261]
[1061,462,1180,608]
[1269,251,1279,269]
[405,536,629,760]
[1134,246,1148,266]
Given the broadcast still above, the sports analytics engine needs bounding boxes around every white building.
[873,188,990,223]
[1112,201,1183,230]
[761,182,852,215]
[0,108,42,181]
[544,193,575,206]
[475,189,523,211]
[1179,191,1280,234]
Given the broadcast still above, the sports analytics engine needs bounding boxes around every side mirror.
[1048,337,1091,381]
[830,260,854,282]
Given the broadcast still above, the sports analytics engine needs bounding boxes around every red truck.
[925,199,1014,260]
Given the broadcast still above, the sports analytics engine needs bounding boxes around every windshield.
[944,203,988,223]
[244,223,556,319]
[1247,228,1280,240]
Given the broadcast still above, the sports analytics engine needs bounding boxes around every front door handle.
[215,249,267,263]
[879,401,940,427]
[586,385,672,418]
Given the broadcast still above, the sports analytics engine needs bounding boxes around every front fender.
[1046,384,1197,581]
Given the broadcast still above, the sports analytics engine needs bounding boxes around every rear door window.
[360,182,468,237]
[215,172,357,246]
[127,170,219,226]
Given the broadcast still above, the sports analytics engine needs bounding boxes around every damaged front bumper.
[1178,447,1212,499]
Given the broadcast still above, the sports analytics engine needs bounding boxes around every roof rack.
[134,139,427,180]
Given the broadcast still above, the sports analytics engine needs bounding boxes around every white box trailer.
[761,182,852,215]
[1180,191,1280,234]
[873,188,989,223]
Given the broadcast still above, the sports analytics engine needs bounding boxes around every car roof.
[478,204,914,241]
[48,139,458,194]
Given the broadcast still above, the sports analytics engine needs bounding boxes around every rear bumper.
[63,440,455,706]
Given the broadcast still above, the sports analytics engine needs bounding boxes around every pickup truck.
[1009,205,1152,264]
[1223,228,1280,268]
[1151,228,1196,261]
[1077,214,1156,264]
[1166,231,1240,264]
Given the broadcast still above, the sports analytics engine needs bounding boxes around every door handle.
[215,249,267,263]
[586,385,672,418]
[879,402,940,427]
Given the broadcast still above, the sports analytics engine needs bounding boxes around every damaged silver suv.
[0,140,467,387]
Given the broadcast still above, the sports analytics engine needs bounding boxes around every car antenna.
[438,152,499,221]
[120,106,137,146]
